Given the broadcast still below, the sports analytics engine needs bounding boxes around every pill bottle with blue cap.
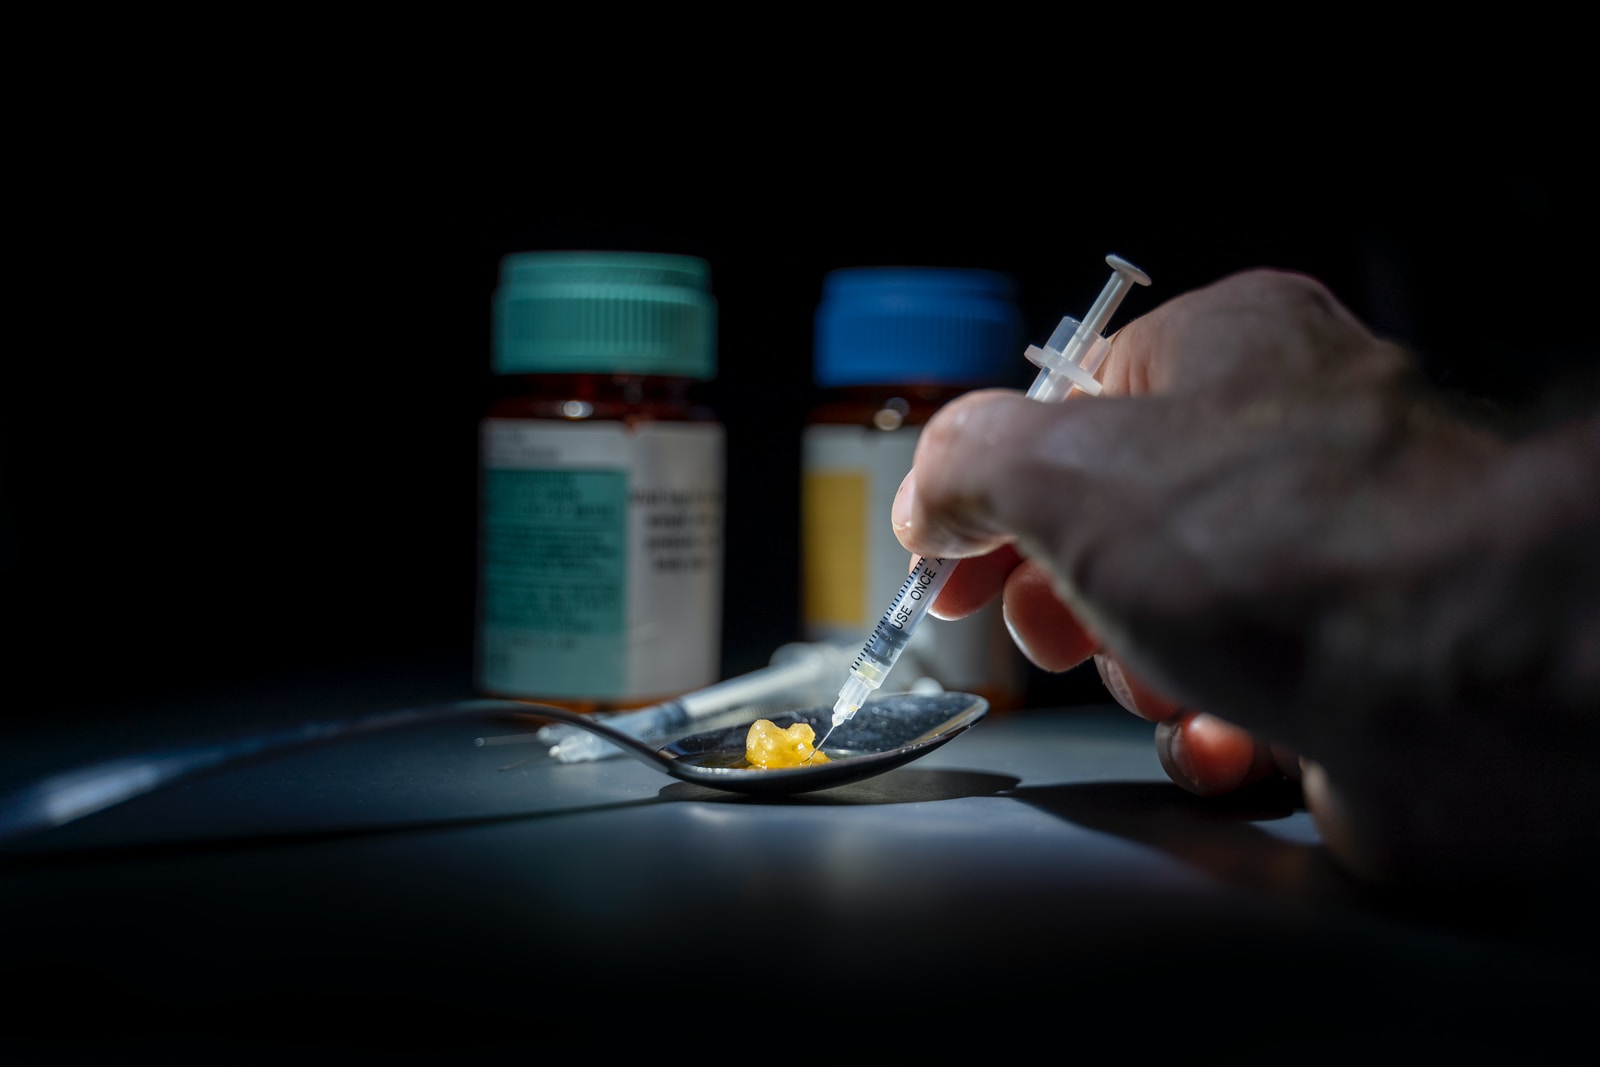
[477,251,724,714]
[802,266,1026,712]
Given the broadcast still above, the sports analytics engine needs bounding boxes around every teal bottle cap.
[493,251,718,379]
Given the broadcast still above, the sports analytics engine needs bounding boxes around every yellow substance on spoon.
[745,719,831,768]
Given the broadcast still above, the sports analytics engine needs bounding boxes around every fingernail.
[891,468,917,535]
[1097,654,1136,714]
[1159,719,1198,788]
[1002,600,1039,669]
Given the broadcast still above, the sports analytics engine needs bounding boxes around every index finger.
[1096,268,1385,398]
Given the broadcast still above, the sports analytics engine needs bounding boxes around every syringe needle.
[807,722,839,762]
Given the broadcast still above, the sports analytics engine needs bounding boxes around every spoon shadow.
[659,768,1017,805]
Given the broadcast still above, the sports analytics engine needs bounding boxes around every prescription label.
[801,423,1017,698]
[800,469,867,628]
[477,419,724,702]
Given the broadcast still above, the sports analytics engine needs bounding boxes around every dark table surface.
[2,662,1595,1063]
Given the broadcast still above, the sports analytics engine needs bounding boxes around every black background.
[4,41,1598,1065]
[5,130,1597,731]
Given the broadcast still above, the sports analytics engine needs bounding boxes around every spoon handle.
[0,698,659,845]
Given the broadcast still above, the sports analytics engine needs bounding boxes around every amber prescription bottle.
[476,252,723,714]
[802,267,1026,711]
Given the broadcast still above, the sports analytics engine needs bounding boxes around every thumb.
[894,389,1112,562]
[892,462,1015,561]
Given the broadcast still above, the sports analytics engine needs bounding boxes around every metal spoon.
[620,689,987,795]
[0,691,987,843]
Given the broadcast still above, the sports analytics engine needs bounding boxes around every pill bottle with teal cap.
[477,251,724,714]
[802,267,1026,712]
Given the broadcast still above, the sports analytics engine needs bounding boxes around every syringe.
[817,254,1152,755]
[533,640,853,763]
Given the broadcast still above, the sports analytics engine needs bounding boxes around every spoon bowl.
[529,690,988,796]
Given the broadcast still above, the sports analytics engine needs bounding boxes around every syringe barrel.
[679,644,838,719]
[850,555,954,683]
[586,702,684,741]
[545,701,687,763]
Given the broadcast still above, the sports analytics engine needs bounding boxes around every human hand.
[892,268,1600,884]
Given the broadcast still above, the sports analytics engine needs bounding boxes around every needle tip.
[808,721,838,763]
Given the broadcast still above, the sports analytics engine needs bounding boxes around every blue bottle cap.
[813,267,1023,387]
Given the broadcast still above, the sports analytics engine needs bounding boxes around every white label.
[478,418,723,702]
